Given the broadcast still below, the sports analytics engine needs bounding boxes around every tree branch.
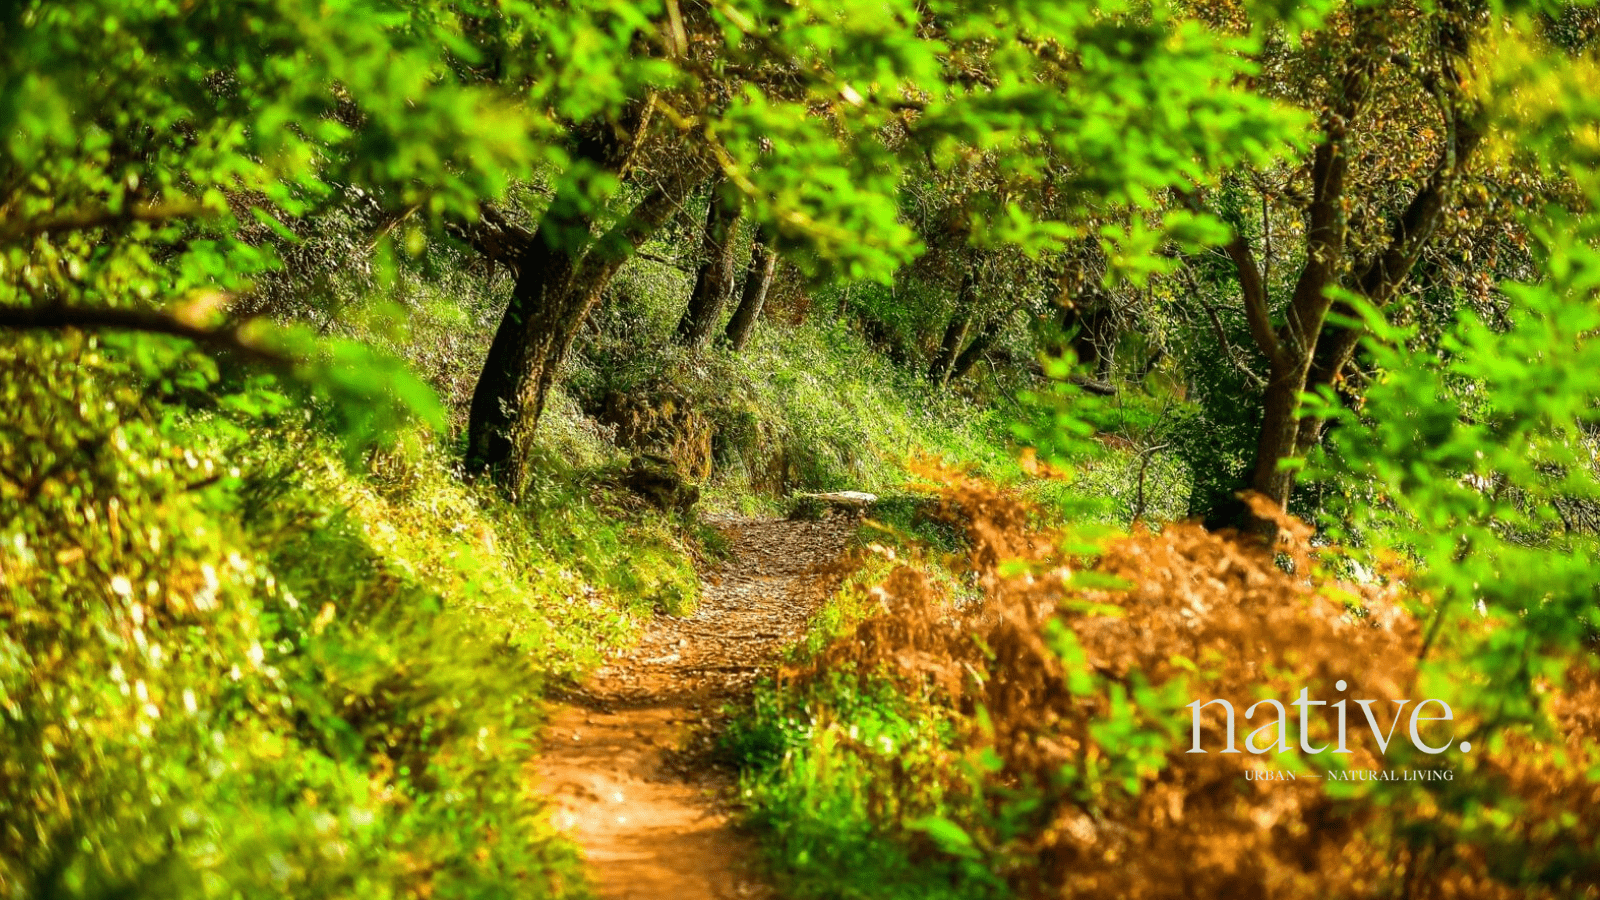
[1304,6,1486,445]
[1202,300,1268,389]
[636,249,695,272]
[0,201,207,244]
[1283,33,1378,360]
[446,203,537,275]
[0,302,291,367]
[1180,190,1282,367]
[1069,374,1118,396]
[571,167,706,298]
[1220,228,1283,367]
[1353,100,1484,305]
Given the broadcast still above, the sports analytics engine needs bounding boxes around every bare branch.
[1180,189,1282,366]
[1069,375,1118,396]
[363,203,421,254]
[1202,300,1268,390]
[1261,189,1272,290]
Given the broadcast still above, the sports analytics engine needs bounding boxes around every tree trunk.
[1248,353,1314,507]
[676,182,744,350]
[1231,4,1481,527]
[466,169,701,486]
[724,228,776,351]
[462,114,644,479]
[464,198,588,477]
[948,309,1013,383]
[928,271,976,383]
[1058,298,1116,380]
[1215,40,1370,527]
[1290,317,1363,457]
[1292,117,1485,461]
[928,312,970,383]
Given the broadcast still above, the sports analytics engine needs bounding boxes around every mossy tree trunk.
[465,169,702,486]
[676,180,745,351]
[464,201,587,478]
[724,228,776,351]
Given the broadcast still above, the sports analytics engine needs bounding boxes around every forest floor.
[532,512,856,899]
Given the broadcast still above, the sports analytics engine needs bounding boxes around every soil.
[532,512,857,899]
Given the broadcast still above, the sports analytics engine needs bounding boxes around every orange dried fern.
[800,472,1600,898]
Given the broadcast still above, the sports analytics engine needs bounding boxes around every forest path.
[533,512,856,900]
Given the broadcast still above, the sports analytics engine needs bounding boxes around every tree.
[452,96,711,479]
[948,306,1021,382]
[677,181,747,350]
[450,0,1309,488]
[1195,1,1489,524]
[0,0,570,888]
[725,227,779,351]
[0,0,549,439]
[928,270,980,383]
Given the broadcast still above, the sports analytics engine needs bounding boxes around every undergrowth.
[724,674,1009,900]
[572,255,1188,516]
[317,245,1191,530]
[1,223,1208,900]
[727,472,1600,899]
[724,507,999,900]
[0,336,700,898]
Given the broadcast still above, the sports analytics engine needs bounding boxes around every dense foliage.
[3,0,1598,898]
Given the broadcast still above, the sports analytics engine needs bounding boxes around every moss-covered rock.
[619,453,701,515]
[598,386,714,481]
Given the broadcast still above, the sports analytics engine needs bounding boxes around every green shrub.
[726,676,1010,900]
[0,334,703,899]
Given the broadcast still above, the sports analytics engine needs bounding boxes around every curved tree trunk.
[724,229,776,351]
[676,182,744,351]
[1227,4,1483,530]
[462,106,659,480]
[1211,35,1371,525]
[466,169,702,487]
[464,199,588,477]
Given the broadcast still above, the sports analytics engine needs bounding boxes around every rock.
[620,454,700,514]
[1070,374,1118,396]
[597,387,714,480]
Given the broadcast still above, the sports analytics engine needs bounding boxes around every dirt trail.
[533,513,855,900]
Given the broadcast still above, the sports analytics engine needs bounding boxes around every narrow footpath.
[532,513,856,899]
